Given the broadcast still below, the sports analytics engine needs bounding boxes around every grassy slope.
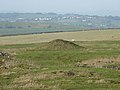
[0,29,120,45]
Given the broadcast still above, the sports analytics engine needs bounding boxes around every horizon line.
[0,12,119,17]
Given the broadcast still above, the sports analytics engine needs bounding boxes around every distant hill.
[0,13,120,35]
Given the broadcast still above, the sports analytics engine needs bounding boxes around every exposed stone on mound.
[0,51,11,68]
[47,39,82,50]
[0,52,9,57]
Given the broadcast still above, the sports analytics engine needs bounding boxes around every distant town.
[0,13,120,29]
[0,13,120,35]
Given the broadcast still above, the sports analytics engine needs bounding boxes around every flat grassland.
[0,29,120,90]
[0,29,120,45]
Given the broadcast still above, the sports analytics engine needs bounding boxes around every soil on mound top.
[46,39,83,50]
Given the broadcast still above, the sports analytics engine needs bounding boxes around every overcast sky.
[0,0,120,16]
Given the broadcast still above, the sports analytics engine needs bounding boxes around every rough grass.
[0,40,120,90]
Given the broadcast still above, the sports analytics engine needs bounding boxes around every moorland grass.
[0,40,120,90]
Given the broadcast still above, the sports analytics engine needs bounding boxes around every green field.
[0,22,82,35]
[0,30,120,90]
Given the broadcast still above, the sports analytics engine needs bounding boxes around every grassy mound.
[46,39,82,50]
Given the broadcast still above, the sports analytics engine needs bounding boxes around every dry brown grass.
[87,79,107,84]
[14,71,64,83]
[12,72,63,89]
[81,57,120,68]
[0,29,120,45]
